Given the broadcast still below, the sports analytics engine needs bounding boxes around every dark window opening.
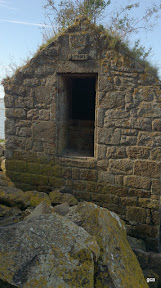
[58,74,96,157]
[71,78,95,121]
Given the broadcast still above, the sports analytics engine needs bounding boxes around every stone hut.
[3,17,161,252]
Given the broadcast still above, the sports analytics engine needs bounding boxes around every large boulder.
[0,208,100,288]
[66,202,148,288]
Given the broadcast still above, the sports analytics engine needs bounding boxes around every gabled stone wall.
[3,17,161,251]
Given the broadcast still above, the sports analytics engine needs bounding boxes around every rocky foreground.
[0,144,160,288]
[0,167,150,288]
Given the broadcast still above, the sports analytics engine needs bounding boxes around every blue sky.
[0,0,161,98]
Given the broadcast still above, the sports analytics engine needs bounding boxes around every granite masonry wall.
[3,17,161,251]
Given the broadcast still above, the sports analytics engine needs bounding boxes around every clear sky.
[0,0,161,98]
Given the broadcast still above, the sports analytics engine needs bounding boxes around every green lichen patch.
[25,191,51,207]
[66,202,148,288]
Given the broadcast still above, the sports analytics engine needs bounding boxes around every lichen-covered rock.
[24,200,54,220]
[0,211,100,288]
[0,205,24,226]
[0,205,21,218]
[66,202,148,288]
[0,186,30,209]
[53,202,70,216]
[0,172,15,187]
[24,190,51,207]
[49,189,78,206]
[0,204,11,217]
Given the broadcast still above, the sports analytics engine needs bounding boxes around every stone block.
[139,198,159,210]
[133,224,159,240]
[15,120,32,127]
[5,136,32,151]
[39,109,50,121]
[128,189,150,198]
[50,102,56,121]
[124,175,151,190]
[30,174,49,186]
[103,203,125,215]
[6,171,33,186]
[27,162,53,176]
[48,176,65,188]
[121,197,137,206]
[151,211,160,225]
[57,157,97,169]
[27,109,39,120]
[97,108,105,128]
[95,183,105,194]
[137,131,161,147]
[72,180,86,191]
[134,160,161,178]
[32,121,55,143]
[6,108,26,119]
[150,148,161,160]
[80,169,97,181]
[72,168,80,180]
[115,175,123,186]
[133,87,154,102]
[151,179,161,196]
[121,129,138,136]
[98,171,115,184]
[132,117,151,131]
[120,136,137,145]
[23,78,40,87]
[137,102,161,118]
[72,190,91,202]
[98,74,114,91]
[35,86,53,105]
[102,185,128,197]
[16,127,32,137]
[100,91,125,108]
[5,160,28,173]
[15,96,34,109]
[45,75,57,86]
[109,159,133,175]
[4,94,14,108]
[98,128,121,145]
[44,143,56,155]
[32,141,44,152]
[5,118,16,135]
[126,146,150,159]
[12,150,38,162]
[65,179,73,190]
[152,119,161,131]
[126,207,146,224]
[106,146,126,159]
[97,144,107,159]
[85,181,96,193]
[104,109,129,122]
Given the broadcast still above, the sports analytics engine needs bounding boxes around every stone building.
[3,17,161,252]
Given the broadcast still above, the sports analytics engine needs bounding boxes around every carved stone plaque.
[68,54,89,61]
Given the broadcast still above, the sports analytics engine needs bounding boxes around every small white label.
[146,277,155,283]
